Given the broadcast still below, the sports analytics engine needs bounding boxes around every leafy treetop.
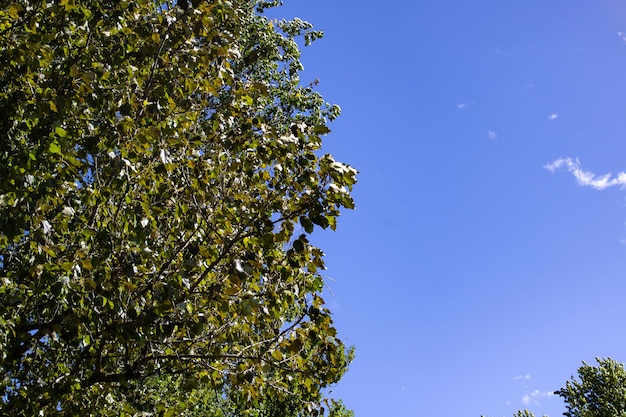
[482,358,626,417]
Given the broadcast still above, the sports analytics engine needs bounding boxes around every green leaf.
[312,125,330,135]
[48,141,62,154]
[54,126,67,137]
[271,350,283,361]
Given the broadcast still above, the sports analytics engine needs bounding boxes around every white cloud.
[521,390,554,405]
[513,373,531,381]
[544,157,626,190]
[548,113,558,120]
[457,101,475,109]
[487,130,497,140]
[619,32,626,44]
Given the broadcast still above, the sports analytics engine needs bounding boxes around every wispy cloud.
[544,157,626,190]
[548,113,558,120]
[457,101,475,110]
[513,373,531,381]
[487,130,497,140]
[619,32,626,44]
[521,390,554,405]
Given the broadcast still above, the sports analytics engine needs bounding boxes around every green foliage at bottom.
[483,358,626,417]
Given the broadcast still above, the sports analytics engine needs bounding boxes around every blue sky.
[271,2,626,416]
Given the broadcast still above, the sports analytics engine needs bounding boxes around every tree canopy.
[556,357,626,417]
[0,0,357,415]
[483,358,626,417]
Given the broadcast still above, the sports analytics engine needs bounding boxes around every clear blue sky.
[272,2,626,416]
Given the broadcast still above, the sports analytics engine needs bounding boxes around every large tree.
[556,357,626,417]
[0,0,357,415]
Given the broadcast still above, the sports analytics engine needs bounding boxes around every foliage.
[116,373,354,417]
[513,410,548,417]
[482,358,626,417]
[556,357,626,417]
[513,411,536,417]
[481,409,547,417]
[0,0,357,415]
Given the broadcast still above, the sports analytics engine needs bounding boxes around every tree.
[512,410,548,417]
[482,358,626,417]
[513,411,539,417]
[556,357,626,417]
[481,409,548,417]
[0,0,357,415]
